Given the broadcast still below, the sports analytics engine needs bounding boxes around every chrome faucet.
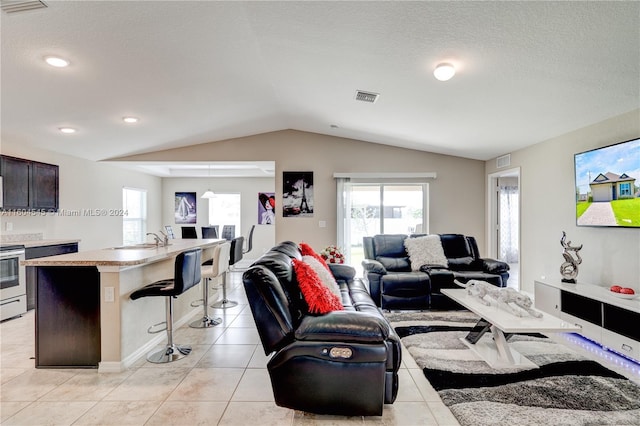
[146,232,164,247]
[158,230,170,246]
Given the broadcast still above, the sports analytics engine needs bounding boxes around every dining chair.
[221,225,235,240]
[243,224,255,254]
[181,226,198,239]
[201,226,219,239]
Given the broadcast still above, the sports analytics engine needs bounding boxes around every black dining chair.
[181,226,198,239]
[201,226,219,239]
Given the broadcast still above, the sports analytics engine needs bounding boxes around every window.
[207,193,241,238]
[122,187,147,245]
[619,182,631,197]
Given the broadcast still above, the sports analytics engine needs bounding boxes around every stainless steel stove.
[0,244,27,321]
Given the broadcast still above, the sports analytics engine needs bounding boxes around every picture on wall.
[282,171,314,217]
[258,192,275,225]
[175,192,196,224]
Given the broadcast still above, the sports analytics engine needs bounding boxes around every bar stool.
[130,248,202,363]
[213,237,241,308]
[190,242,230,328]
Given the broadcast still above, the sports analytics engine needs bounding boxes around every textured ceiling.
[2,1,639,165]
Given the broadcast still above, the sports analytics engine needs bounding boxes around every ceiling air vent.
[496,154,511,169]
[355,90,379,103]
[1,0,47,14]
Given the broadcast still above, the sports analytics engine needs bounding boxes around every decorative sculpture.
[454,279,543,318]
[560,231,582,283]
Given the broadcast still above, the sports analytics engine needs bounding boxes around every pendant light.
[201,165,216,198]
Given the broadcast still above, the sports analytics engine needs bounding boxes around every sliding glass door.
[340,183,427,276]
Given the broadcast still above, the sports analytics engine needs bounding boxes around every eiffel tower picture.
[283,171,314,217]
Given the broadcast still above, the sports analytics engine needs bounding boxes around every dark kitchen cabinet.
[25,242,78,310]
[0,155,59,211]
[0,156,30,209]
[30,161,59,211]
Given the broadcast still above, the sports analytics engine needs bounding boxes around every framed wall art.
[258,192,275,225]
[175,191,196,224]
[282,171,313,217]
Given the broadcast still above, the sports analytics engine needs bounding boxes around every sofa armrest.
[295,311,388,344]
[362,259,387,275]
[481,258,510,274]
[328,263,356,282]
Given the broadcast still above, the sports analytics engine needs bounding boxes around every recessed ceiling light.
[45,56,70,68]
[434,63,455,81]
[123,116,139,124]
[58,127,76,134]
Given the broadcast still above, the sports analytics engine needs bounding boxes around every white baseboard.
[99,305,204,373]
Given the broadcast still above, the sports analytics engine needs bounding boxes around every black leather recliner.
[242,241,401,416]
[362,233,509,310]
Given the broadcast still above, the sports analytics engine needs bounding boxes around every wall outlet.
[5,222,13,231]
[319,221,326,228]
[104,287,115,303]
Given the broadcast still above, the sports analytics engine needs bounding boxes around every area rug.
[386,311,640,426]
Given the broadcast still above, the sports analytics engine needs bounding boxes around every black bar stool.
[130,248,202,363]
[190,242,230,328]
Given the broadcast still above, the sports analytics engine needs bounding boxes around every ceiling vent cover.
[496,154,511,169]
[1,0,47,14]
[355,90,379,103]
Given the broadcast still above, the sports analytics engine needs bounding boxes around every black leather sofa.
[362,234,509,310]
[242,241,401,416]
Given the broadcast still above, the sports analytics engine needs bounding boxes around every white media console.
[534,279,640,363]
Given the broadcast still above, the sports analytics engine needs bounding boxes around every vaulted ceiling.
[2,1,639,165]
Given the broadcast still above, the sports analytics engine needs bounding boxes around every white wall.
[114,130,488,254]
[161,176,275,261]
[0,143,162,250]
[486,109,640,293]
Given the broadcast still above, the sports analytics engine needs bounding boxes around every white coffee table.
[441,288,581,368]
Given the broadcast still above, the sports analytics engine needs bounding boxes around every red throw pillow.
[299,242,331,271]
[292,258,343,314]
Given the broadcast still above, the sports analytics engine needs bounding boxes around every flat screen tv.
[574,137,640,228]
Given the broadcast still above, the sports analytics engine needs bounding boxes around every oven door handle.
[0,250,25,258]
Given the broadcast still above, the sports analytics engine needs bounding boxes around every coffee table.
[441,288,581,368]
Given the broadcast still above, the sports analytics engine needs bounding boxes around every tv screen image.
[574,137,640,228]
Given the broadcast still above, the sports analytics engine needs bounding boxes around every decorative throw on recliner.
[403,235,448,271]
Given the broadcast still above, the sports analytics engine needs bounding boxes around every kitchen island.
[22,239,223,372]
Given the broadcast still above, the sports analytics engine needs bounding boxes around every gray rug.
[386,311,640,426]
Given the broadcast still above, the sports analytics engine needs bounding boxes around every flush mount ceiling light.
[433,63,455,81]
[123,116,139,124]
[45,56,70,68]
[58,127,76,134]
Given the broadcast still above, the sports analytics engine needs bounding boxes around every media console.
[534,280,640,363]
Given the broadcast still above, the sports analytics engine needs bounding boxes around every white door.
[341,183,427,277]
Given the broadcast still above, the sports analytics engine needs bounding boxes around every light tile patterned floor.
[0,270,460,426]
[3,269,640,425]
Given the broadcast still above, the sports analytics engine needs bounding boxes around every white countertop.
[535,279,640,314]
[21,238,223,267]
[6,239,81,248]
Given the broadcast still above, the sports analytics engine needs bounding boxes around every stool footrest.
[190,299,204,307]
[147,344,192,363]
[147,321,167,334]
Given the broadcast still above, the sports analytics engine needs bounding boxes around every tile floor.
[0,270,460,426]
[3,269,640,425]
